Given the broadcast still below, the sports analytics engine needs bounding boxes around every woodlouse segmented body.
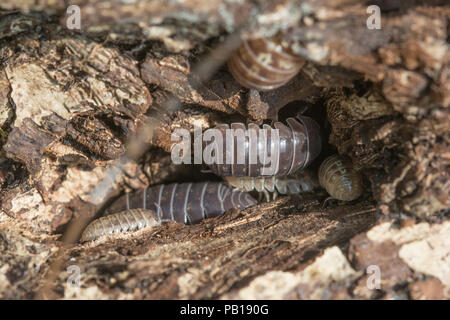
[318,155,363,201]
[228,36,305,91]
[206,115,321,177]
[105,182,257,225]
[80,209,160,242]
[225,169,319,195]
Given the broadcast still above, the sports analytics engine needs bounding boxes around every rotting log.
[0,0,449,299]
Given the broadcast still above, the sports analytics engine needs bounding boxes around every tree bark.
[0,0,448,299]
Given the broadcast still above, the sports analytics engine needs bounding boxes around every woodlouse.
[205,115,321,177]
[105,182,257,225]
[80,209,160,242]
[225,169,319,201]
[318,155,363,201]
[227,36,305,91]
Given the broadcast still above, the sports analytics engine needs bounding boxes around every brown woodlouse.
[106,181,257,224]
[80,209,160,242]
[227,36,305,91]
[318,155,363,201]
[225,169,319,201]
[206,115,321,178]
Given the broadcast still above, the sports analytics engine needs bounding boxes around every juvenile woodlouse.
[206,115,321,178]
[80,209,160,242]
[318,155,363,201]
[228,36,305,91]
[225,169,319,201]
[104,182,257,225]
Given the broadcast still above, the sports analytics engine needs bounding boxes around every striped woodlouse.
[318,155,363,201]
[228,36,305,91]
[81,182,257,241]
[80,209,160,242]
[110,182,256,222]
[205,115,321,178]
[225,169,319,201]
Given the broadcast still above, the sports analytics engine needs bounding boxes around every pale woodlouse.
[228,36,305,91]
[318,155,363,201]
[225,169,319,201]
[80,209,160,242]
[206,115,321,178]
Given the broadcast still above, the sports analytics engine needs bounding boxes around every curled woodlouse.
[205,115,321,177]
[228,36,305,91]
[105,182,257,225]
[80,209,160,242]
[318,155,363,201]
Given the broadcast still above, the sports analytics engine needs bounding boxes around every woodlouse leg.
[321,196,334,209]
[272,190,279,201]
[257,192,263,202]
[263,189,271,202]
[153,202,162,220]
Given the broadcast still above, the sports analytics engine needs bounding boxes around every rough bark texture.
[0,0,449,299]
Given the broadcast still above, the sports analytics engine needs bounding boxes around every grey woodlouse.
[107,181,256,223]
[81,182,257,242]
[206,115,321,178]
[225,169,319,201]
[80,209,160,242]
[228,36,305,91]
[318,155,363,201]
